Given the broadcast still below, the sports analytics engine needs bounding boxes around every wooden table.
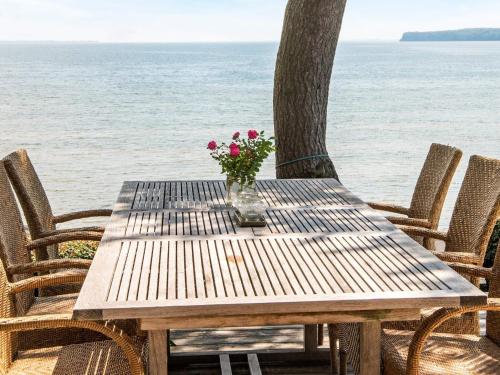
[73,179,486,375]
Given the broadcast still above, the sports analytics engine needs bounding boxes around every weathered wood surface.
[140,309,420,331]
[149,330,169,375]
[74,178,485,320]
[73,178,486,375]
[118,206,391,238]
[115,179,364,211]
[74,234,484,320]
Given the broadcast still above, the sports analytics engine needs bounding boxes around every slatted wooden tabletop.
[74,179,484,320]
[114,179,364,211]
[73,179,486,375]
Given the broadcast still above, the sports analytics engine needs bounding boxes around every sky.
[1,0,500,42]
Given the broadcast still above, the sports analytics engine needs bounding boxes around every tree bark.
[274,0,347,180]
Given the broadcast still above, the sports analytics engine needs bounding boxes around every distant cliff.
[401,28,500,42]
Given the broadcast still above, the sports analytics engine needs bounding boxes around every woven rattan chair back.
[408,143,462,229]
[3,149,57,260]
[0,256,17,374]
[0,162,35,315]
[446,155,500,260]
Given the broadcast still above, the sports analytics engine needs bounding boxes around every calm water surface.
[0,42,499,227]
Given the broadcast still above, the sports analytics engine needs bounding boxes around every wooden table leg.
[148,330,169,375]
[304,324,319,357]
[359,322,381,375]
[318,323,324,345]
[328,324,339,375]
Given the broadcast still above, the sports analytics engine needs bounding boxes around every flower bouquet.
[207,129,275,209]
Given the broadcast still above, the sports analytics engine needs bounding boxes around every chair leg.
[318,323,324,346]
[328,324,338,375]
[339,348,347,375]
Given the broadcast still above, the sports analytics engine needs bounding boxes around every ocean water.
[0,42,499,227]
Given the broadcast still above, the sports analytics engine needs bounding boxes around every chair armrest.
[27,231,103,250]
[367,202,410,215]
[39,227,105,238]
[406,301,500,375]
[430,251,482,265]
[386,216,432,228]
[9,270,87,294]
[446,262,493,280]
[397,225,448,241]
[53,209,112,224]
[0,314,144,375]
[7,259,92,275]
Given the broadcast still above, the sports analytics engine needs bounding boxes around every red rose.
[248,129,258,139]
[229,143,240,157]
[207,140,217,150]
[232,131,240,140]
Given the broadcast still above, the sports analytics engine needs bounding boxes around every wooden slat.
[157,241,169,300]
[247,354,262,375]
[148,241,161,300]
[219,354,232,375]
[138,241,154,301]
[192,240,206,299]
[224,240,246,297]
[167,242,177,299]
[200,240,216,298]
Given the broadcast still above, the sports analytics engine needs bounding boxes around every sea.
[0,42,499,227]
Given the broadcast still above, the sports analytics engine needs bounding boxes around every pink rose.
[248,129,258,139]
[232,131,240,140]
[207,140,217,150]
[229,143,240,157]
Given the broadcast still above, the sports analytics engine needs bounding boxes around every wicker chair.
[397,155,500,268]
[338,155,500,374]
[0,252,145,375]
[381,242,500,375]
[319,144,462,347]
[0,158,98,303]
[0,161,139,348]
[368,143,462,249]
[383,154,500,335]
[3,149,112,260]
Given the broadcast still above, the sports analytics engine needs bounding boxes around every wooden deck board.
[171,326,315,353]
[170,365,347,375]
[169,314,485,374]
[170,325,354,374]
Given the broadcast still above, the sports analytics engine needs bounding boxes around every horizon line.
[0,38,399,44]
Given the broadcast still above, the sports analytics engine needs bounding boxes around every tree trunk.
[274,0,347,180]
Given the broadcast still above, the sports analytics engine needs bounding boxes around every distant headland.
[401,28,500,42]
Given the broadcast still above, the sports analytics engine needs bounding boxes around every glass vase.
[225,176,239,206]
[234,181,266,222]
